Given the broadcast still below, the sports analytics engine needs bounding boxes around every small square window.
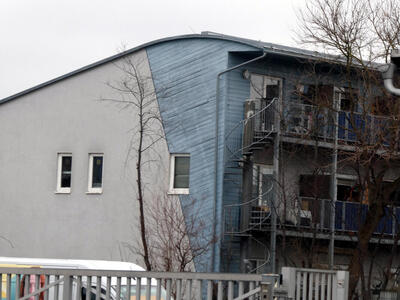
[169,154,190,194]
[88,154,104,194]
[56,153,72,193]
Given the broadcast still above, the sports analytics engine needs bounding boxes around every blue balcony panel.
[338,112,347,139]
[335,201,343,230]
[375,207,393,235]
[333,201,395,235]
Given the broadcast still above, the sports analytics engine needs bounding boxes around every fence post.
[260,275,275,300]
[281,267,296,299]
[63,274,73,299]
[336,271,349,300]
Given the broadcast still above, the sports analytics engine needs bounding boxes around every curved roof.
[0,32,340,105]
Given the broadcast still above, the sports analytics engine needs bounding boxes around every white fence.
[0,266,350,300]
[0,267,284,300]
[281,267,348,300]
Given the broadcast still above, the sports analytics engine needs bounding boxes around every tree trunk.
[137,110,152,271]
[348,198,384,299]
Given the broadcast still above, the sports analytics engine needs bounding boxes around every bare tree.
[296,0,400,298]
[103,53,163,271]
[145,196,216,273]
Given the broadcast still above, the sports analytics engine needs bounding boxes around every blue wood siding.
[146,38,258,272]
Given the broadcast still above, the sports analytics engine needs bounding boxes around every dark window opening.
[91,156,103,188]
[265,84,279,101]
[337,180,360,202]
[299,175,331,199]
[337,184,360,202]
[61,156,72,188]
[294,84,333,106]
[339,87,359,111]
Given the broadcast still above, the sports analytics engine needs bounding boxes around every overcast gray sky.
[0,0,306,99]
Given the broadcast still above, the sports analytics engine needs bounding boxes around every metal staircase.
[223,97,278,235]
[222,97,277,273]
[223,185,273,235]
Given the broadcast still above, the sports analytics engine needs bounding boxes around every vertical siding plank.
[156,279,162,300]
[6,274,11,300]
[302,272,307,300]
[207,280,213,300]
[327,274,332,300]
[217,281,223,300]
[296,271,301,300]
[175,279,181,300]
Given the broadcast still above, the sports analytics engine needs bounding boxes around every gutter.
[212,51,267,272]
[382,63,400,96]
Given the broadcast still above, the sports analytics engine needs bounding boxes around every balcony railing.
[296,197,397,235]
[225,196,399,236]
[243,99,399,147]
[284,104,335,140]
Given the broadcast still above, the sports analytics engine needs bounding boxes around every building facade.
[1,33,399,280]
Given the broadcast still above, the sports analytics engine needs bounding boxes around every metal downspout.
[212,51,267,272]
[383,63,400,96]
[382,49,400,96]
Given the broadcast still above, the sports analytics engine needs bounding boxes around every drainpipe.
[382,49,400,96]
[212,51,267,272]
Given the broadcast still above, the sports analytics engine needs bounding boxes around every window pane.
[174,156,190,188]
[265,84,279,100]
[61,156,72,188]
[92,156,103,188]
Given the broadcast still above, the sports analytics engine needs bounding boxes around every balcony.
[243,99,399,150]
[297,198,397,235]
[224,197,398,237]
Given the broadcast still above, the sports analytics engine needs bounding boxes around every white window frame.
[56,153,72,194]
[169,154,190,195]
[87,153,104,194]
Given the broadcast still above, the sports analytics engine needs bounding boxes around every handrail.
[224,185,273,208]
[0,267,266,281]
[244,97,278,125]
[225,97,277,143]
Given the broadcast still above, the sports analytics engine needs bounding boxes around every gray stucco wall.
[0,49,172,266]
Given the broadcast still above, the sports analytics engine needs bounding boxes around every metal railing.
[224,186,273,234]
[284,104,335,140]
[244,100,399,146]
[225,195,399,235]
[242,98,277,150]
[294,198,398,235]
[0,267,285,300]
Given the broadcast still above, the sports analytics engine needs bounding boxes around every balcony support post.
[270,93,280,273]
[329,91,340,269]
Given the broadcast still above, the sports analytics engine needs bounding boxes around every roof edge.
[0,33,263,105]
[1,32,380,104]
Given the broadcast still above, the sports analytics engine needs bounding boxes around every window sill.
[168,189,190,195]
[55,190,71,194]
[86,191,103,195]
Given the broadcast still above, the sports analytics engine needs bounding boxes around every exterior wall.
[2,33,393,277]
[146,38,260,272]
[0,49,172,265]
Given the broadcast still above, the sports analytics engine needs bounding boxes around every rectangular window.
[169,154,190,194]
[88,154,104,193]
[56,153,72,193]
